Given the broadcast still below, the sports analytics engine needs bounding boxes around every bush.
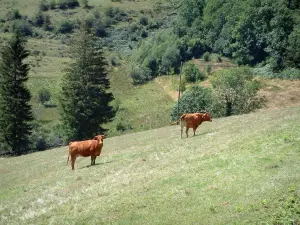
[55,20,74,33]
[170,86,213,121]
[211,67,262,117]
[183,62,204,83]
[49,0,56,9]
[39,0,49,11]
[79,0,89,8]
[206,65,212,75]
[139,16,148,26]
[129,64,152,85]
[66,0,79,8]
[12,20,33,36]
[109,55,120,66]
[203,52,210,61]
[158,44,181,75]
[33,10,44,27]
[37,88,51,105]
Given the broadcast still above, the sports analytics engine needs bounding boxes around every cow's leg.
[193,126,197,136]
[186,127,189,138]
[91,156,95,165]
[71,155,76,170]
[91,155,96,165]
[180,120,185,138]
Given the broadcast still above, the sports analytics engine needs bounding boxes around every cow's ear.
[93,136,98,140]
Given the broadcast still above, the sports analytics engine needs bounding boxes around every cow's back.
[69,140,97,156]
[182,113,202,128]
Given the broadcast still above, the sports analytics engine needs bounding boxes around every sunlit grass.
[1,106,299,224]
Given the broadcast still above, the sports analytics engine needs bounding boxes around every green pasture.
[1,106,299,224]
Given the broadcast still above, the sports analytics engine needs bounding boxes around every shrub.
[211,67,262,117]
[85,13,95,28]
[206,65,212,75]
[49,0,56,9]
[129,64,152,85]
[6,9,21,21]
[158,44,181,75]
[39,0,49,11]
[203,52,210,61]
[170,86,213,121]
[79,0,89,8]
[139,16,148,26]
[109,55,120,66]
[55,20,74,33]
[66,0,79,8]
[12,20,33,36]
[183,62,204,83]
[33,10,44,27]
[37,88,51,105]
[91,7,101,19]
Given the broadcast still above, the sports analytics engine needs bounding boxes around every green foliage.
[203,52,210,61]
[206,65,212,75]
[12,20,33,36]
[55,19,74,33]
[170,86,213,121]
[79,0,89,8]
[59,25,115,141]
[183,62,204,83]
[139,16,149,26]
[32,10,45,27]
[211,67,262,117]
[178,0,205,27]
[37,88,51,105]
[272,189,300,224]
[128,64,152,85]
[286,26,300,68]
[130,31,181,80]
[0,32,34,155]
[39,0,49,11]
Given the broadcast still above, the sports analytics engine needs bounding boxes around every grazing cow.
[171,112,212,138]
[67,135,105,170]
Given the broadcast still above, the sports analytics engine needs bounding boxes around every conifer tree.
[60,24,115,141]
[0,32,33,155]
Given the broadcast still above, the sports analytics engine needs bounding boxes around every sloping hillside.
[1,106,300,224]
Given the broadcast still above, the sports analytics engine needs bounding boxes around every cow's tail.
[170,114,186,125]
[170,119,180,125]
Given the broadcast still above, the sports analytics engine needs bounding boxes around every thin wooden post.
[177,61,183,122]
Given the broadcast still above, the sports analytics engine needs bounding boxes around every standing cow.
[67,135,105,170]
[171,112,212,138]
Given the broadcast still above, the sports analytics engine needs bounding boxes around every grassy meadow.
[1,106,300,224]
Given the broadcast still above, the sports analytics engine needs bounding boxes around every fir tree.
[60,24,115,141]
[0,32,33,155]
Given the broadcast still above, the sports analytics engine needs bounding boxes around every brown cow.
[171,112,212,138]
[67,135,105,170]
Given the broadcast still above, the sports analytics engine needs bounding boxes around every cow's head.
[203,112,212,122]
[93,135,105,141]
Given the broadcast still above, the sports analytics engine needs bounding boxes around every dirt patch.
[192,58,237,74]
[156,75,300,111]
[155,76,178,101]
[258,79,300,110]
